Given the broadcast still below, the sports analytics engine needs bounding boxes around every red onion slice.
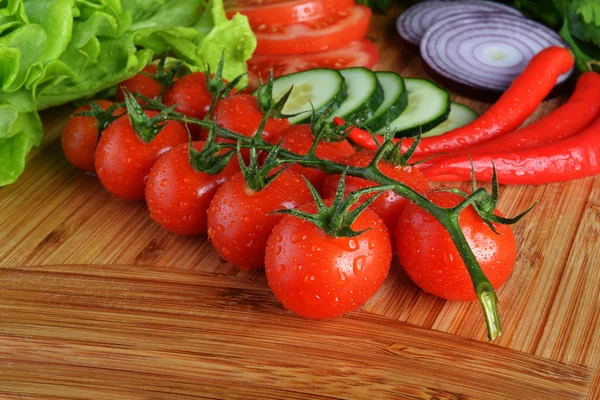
[420,12,575,93]
[396,0,522,47]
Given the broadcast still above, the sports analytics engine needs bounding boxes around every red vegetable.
[62,100,121,172]
[163,72,215,121]
[320,150,430,241]
[418,71,600,168]
[346,47,575,155]
[95,112,189,200]
[145,142,240,235]
[396,190,516,301]
[423,114,600,185]
[265,199,392,319]
[207,169,313,270]
[225,0,354,29]
[277,124,355,189]
[116,65,163,103]
[247,39,379,88]
[254,5,371,55]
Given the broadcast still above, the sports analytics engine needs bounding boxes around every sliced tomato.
[254,5,372,55]
[247,39,379,87]
[225,0,353,28]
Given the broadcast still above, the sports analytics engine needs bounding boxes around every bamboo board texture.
[1,8,599,400]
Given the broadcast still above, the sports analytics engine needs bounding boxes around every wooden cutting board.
[1,9,599,400]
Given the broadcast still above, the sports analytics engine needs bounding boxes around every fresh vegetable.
[328,67,384,124]
[423,111,600,185]
[131,92,537,340]
[278,124,355,189]
[363,71,407,132]
[397,0,522,47]
[0,0,256,187]
[164,73,215,121]
[504,0,600,72]
[247,39,379,87]
[116,66,164,104]
[378,78,450,137]
[254,5,372,55]
[347,47,575,154]
[215,94,290,144]
[420,12,574,95]
[61,101,124,172]
[225,0,354,28]
[265,176,392,319]
[421,103,478,138]
[95,108,188,201]
[207,164,313,270]
[397,190,516,301]
[269,68,347,124]
[321,149,430,245]
[419,71,600,167]
[145,141,240,235]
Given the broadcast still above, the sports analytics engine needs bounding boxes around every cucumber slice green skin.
[422,102,478,138]
[331,67,384,124]
[365,72,408,132]
[267,68,347,125]
[378,78,451,138]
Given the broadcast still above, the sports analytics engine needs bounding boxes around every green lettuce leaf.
[0,0,255,186]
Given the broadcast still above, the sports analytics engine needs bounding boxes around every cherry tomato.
[321,150,430,240]
[248,39,379,88]
[95,112,188,201]
[225,0,354,29]
[145,142,240,235]
[396,191,517,301]
[61,100,120,172]
[163,72,214,121]
[116,65,163,103]
[265,199,392,319]
[254,5,372,55]
[277,124,355,190]
[215,94,290,143]
[207,169,313,270]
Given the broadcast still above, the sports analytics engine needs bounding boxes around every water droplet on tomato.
[160,179,168,187]
[291,233,306,243]
[304,275,315,283]
[275,235,283,242]
[311,245,321,252]
[276,264,286,275]
[180,201,188,208]
[275,246,282,255]
[369,241,376,249]
[208,227,215,236]
[217,224,225,232]
[353,256,366,274]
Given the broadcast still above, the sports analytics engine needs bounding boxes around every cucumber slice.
[270,69,347,125]
[365,71,408,132]
[422,102,478,137]
[377,78,450,137]
[329,67,383,123]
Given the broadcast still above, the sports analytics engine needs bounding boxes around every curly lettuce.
[0,0,256,186]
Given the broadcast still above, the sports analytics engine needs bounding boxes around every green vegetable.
[0,0,256,186]
[505,0,600,72]
[356,0,392,13]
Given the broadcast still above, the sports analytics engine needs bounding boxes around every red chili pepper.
[416,71,600,168]
[422,115,600,185]
[344,46,575,155]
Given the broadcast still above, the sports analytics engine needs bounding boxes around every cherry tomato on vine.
[163,72,215,121]
[207,169,313,270]
[95,112,188,201]
[277,124,354,190]
[396,190,517,301]
[145,142,240,235]
[215,94,290,143]
[265,199,392,319]
[61,100,122,172]
[116,65,163,103]
[321,150,430,240]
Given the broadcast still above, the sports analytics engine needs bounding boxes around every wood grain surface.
[1,8,599,400]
